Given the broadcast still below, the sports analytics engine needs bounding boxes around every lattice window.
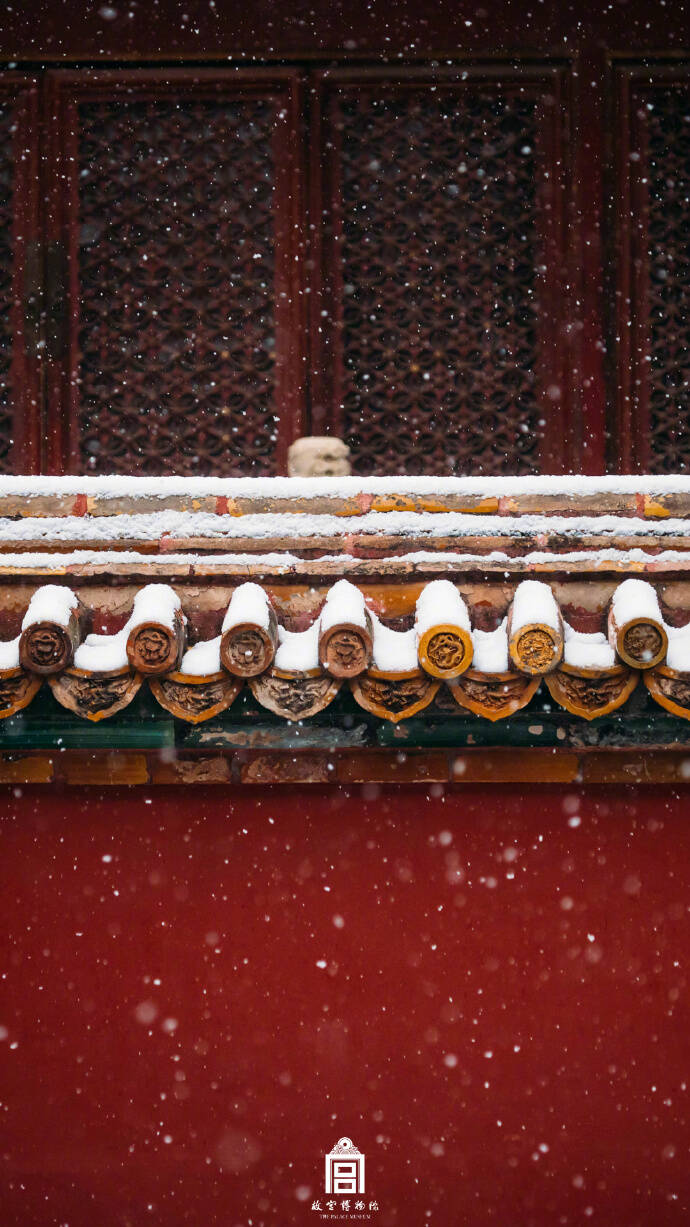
[0,103,16,473]
[0,79,39,473]
[646,86,690,473]
[73,97,279,476]
[312,74,567,477]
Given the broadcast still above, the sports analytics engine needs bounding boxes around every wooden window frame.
[43,67,308,475]
[308,63,574,474]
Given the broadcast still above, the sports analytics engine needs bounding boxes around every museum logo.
[309,1137,379,1220]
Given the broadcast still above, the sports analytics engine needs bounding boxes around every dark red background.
[1,783,689,1226]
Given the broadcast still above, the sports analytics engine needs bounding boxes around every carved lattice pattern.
[335,90,541,475]
[646,87,690,473]
[76,98,278,475]
[0,104,16,473]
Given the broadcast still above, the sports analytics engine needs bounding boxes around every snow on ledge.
[1,473,690,500]
[2,510,690,545]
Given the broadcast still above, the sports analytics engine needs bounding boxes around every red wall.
[1,783,689,1225]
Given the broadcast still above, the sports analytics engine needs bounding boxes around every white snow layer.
[179,635,222,676]
[74,628,129,673]
[0,636,19,669]
[3,509,690,544]
[221,582,271,632]
[370,613,418,673]
[3,473,690,501]
[274,621,320,673]
[128,583,181,630]
[415,579,470,636]
[666,628,690,672]
[2,546,690,575]
[471,621,510,674]
[319,579,368,631]
[74,583,181,671]
[564,624,616,670]
[510,579,561,631]
[21,584,78,629]
[610,577,663,626]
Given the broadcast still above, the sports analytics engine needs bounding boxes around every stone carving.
[350,672,440,721]
[319,620,372,679]
[19,609,82,676]
[545,665,638,720]
[287,436,351,477]
[48,668,143,722]
[220,610,277,677]
[126,612,185,675]
[623,623,664,666]
[150,672,242,723]
[249,671,342,720]
[645,665,690,719]
[513,627,561,674]
[426,631,466,671]
[450,670,540,721]
[0,668,42,718]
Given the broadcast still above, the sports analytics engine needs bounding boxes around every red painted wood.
[0,4,688,475]
[1,783,690,1225]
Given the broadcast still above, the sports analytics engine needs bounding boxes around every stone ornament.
[249,668,342,721]
[544,663,638,721]
[644,665,690,719]
[0,668,42,719]
[126,609,185,675]
[19,602,83,676]
[48,667,143,722]
[150,672,242,723]
[449,670,540,722]
[220,609,278,677]
[350,669,440,722]
[287,436,351,477]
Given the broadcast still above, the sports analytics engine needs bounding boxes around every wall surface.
[2,0,689,60]
[1,782,689,1225]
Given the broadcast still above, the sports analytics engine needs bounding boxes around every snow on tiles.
[0,635,20,669]
[471,621,510,674]
[74,583,181,672]
[274,621,320,673]
[610,577,663,626]
[370,614,418,673]
[221,582,272,632]
[179,636,223,677]
[509,580,561,632]
[128,584,182,631]
[664,618,690,673]
[74,627,130,672]
[563,626,616,671]
[21,585,79,630]
[415,579,471,636]
[319,579,369,631]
